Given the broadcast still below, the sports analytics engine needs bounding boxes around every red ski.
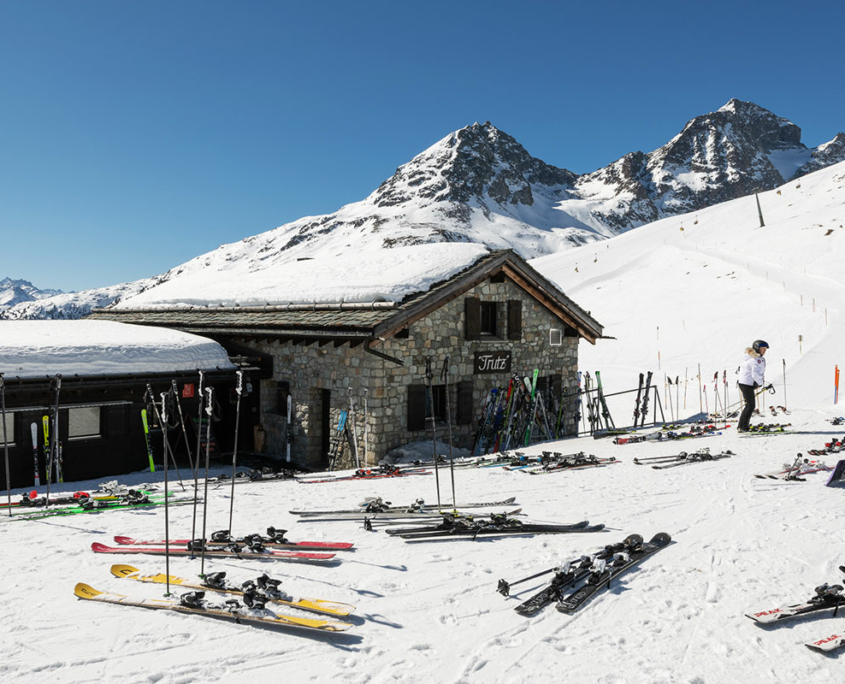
[113,535,353,551]
[91,542,336,562]
[299,465,432,484]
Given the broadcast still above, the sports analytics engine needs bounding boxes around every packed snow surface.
[0,320,235,377]
[0,421,842,683]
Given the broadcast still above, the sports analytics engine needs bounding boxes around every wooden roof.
[88,250,604,344]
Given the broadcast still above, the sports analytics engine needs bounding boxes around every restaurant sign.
[473,351,512,374]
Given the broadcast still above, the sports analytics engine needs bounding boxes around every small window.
[550,328,562,346]
[426,385,447,422]
[68,407,101,440]
[1,413,13,446]
[480,302,498,336]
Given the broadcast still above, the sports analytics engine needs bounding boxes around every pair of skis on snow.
[754,454,833,482]
[746,566,845,653]
[384,512,606,540]
[498,532,671,615]
[289,496,520,521]
[633,449,733,469]
[75,564,356,634]
[91,527,355,562]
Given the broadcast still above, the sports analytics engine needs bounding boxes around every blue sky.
[1,0,842,292]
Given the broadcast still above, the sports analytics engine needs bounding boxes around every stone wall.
[236,276,581,470]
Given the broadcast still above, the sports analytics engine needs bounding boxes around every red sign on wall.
[182,383,195,398]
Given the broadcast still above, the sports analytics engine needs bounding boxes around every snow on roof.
[114,243,491,310]
[0,320,235,379]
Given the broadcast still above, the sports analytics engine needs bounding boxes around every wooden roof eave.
[372,251,603,344]
[372,251,514,340]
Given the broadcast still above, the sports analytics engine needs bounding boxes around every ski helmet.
[752,340,769,352]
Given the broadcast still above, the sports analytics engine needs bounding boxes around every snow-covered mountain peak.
[371,121,577,210]
[0,278,64,311]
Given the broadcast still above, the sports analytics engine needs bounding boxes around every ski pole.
[160,392,171,596]
[1,374,10,517]
[697,364,703,415]
[497,565,559,597]
[676,376,680,421]
[144,384,185,490]
[441,356,457,510]
[171,379,196,479]
[47,374,61,508]
[228,370,243,534]
[782,359,788,411]
[425,358,442,509]
[191,371,205,549]
[200,386,214,576]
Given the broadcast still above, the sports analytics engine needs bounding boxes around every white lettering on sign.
[477,354,508,371]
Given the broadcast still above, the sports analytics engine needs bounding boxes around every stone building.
[90,250,603,470]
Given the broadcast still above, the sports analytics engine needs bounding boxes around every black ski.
[556,532,672,613]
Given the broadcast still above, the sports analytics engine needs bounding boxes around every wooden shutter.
[456,380,474,425]
[465,298,481,340]
[507,300,522,340]
[407,384,427,432]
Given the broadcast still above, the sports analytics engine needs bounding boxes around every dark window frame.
[479,301,498,336]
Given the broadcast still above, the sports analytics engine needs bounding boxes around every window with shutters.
[480,302,498,336]
[407,385,447,430]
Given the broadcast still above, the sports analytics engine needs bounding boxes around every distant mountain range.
[0,278,64,312]
[3,99,843,318]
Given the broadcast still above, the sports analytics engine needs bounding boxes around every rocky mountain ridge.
[4,99,843,317]
[0,278,64,312]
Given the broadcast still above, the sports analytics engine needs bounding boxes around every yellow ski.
[75,582,352,632]
[110,564,355,617]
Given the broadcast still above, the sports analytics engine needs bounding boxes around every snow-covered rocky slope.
[6,100,842,316]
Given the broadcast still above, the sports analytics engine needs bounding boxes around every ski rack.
[576,385,666,436]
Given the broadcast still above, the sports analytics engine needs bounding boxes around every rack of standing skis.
[472,370,668,455]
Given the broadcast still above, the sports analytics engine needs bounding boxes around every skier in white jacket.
[737,340,768,432]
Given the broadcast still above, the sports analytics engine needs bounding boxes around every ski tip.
[110,564,139,578]
[114,536,135,545]
[91,542,109,552]
[74,582,102,600]
[651,532,672,545]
